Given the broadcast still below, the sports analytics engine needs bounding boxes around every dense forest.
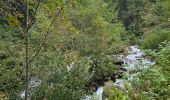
[0,0,170,100]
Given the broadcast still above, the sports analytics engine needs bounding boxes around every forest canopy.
[0,0,170,100]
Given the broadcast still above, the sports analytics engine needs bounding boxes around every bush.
[30,53,90,100]
[127,42,170,99]
[142,31,170,49]
[127,66,168,99]
[104,81,128,100]
[149,42,170,85]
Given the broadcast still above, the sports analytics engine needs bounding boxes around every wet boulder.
[111,74,118,82]
[119,67,127,72]
[114,61,124,66]
[90,86,97,91]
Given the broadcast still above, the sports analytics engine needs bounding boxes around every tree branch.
[28,0,41,29]
[19,26,25,35]
[19,0,41,35]
[28,8,62,65]
[33,0,41,17]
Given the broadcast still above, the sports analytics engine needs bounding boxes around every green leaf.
[7,14,20,27]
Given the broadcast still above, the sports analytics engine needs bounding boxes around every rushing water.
[96,87,104,100]
[115,45,154,91]
[85,87,104,100]
[87,45,155,100]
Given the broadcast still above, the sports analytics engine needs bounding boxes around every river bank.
[86,45,155,100]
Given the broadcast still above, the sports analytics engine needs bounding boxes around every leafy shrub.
[127,66,168,99]
[128,42,170,99]
[142,31,170,49]
[104,81,128,100]
[30,53,90,100]
[146,42,170,84]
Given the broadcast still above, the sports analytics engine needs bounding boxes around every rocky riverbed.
[86,45,155,100]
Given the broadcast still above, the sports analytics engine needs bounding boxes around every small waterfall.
[113,45,155,93]
[96,87,104,100]
[85,87,104,100]
[85,45,155,100]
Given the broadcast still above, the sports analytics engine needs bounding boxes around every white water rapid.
[96,87,104,100]
[115,45,155,92]
[86,45,155,100]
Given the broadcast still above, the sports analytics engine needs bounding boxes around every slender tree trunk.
[25,0,29,100]
[25,29,29,100]
[23,2,60,99]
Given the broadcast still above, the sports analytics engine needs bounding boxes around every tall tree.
[117,0,144,37]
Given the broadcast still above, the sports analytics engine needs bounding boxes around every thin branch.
[18,0,40,34]
[28,18,40,33]
[19,26,25,35]
[28,8,62,65]
[28,0,41,29]
[33,0,41,17]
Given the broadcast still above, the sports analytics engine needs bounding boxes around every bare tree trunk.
[22,1,61,99]
[25,0,29,100]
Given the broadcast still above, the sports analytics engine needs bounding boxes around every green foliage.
[0,26,24,99]
[2,0,170,99]
[104,81,129,100]
[142,0,170,32]
[0,0,127,99]
[145,42,170,82]
[127,42,170,99]
[142,31,170,49]
[127,66,168,99]
[90,55,118,79]
[30,53,90,100]
[117,0,144,37]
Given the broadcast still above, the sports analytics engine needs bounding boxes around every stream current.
[86,45,155,100]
